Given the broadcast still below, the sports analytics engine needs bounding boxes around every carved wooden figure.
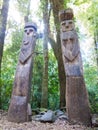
[8,22,37,123]
[59,9,91,125]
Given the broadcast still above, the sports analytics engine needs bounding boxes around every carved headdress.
[59,8,75,32]
[59,8,74,22]
[24,22,37,32]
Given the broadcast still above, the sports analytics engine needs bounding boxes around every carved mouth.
[23,41,29,45]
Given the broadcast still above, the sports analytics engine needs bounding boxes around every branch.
[48,35,58,60]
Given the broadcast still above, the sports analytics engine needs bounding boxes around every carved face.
[24,22,37,37]
[61,20,74,32]
[24,27,35,36]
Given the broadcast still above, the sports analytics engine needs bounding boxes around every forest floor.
[0,110,98,130]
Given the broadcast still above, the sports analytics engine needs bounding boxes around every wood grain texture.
[61,30,83,76]
[66,77,91,125]
[8,28,36,123]
[59,9,91,125]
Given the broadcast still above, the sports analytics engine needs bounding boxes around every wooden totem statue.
[59,9,91,125]
[8,22,37,123]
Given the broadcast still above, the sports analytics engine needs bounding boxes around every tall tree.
[24,0,31,23]
[94,26,98,70]
[0,0,10,109]
[92,2,98,70]
[0,0,10,74]
[41,0,49,108]
[49,0,66,108]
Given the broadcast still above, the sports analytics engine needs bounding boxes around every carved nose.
[27,32,30,35]
[68,39,71,43]
[66,26,69,28]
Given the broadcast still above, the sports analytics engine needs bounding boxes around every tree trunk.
[49,0,66,108]
[94,30,98,70]
[41,0,49,108]
[0,0,10,109]
[24,0,31,23]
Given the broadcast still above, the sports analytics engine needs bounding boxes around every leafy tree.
[31,40,43,109]
[49,0,66,108]
[69,0,98,68]
[41,0,49,108]
[0,0,10,78]
[1,27,23,109]
[0,0,10,108]
[84,63,98,113]
[48,49,59,110]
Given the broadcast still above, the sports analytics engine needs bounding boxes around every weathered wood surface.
[59,8,91,125]
[19,36,35,64]
[66,77,91,125]
[59,8,74,22]
[8,95,27,123]
[60,20,75,32]
[61,30,83,76]
[8,22,37,123]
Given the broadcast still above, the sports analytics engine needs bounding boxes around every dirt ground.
[0,110,98,130]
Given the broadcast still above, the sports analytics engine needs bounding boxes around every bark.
[41,0,49,108]
[92,19,98,88]
[66,77,91,125]
[94,30,98,70]
[0,0,10,109]
[49,0,66,108]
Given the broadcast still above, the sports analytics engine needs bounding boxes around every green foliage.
[73,0,89,5]
[31,40,43,109]
[31,47,60,110]
[70,0,98,34]
[88,87,98,113]
[1,61,15,109]
[1,27,23,109]
[48,49,59,110]
[1,33,59,111]
[84,63,98,113]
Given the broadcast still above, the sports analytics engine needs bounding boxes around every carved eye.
[63,40,68,47]
[62,23,66,26]
[29,29,33,32]
[70,38,73,41]
[65,39,68,42]
[69,21,72,24]
[63,39,68,43]
[24,30,27,33]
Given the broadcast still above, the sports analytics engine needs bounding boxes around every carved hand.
[63,42,79,61]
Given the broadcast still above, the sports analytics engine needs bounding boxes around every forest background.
[0,0,98,114]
